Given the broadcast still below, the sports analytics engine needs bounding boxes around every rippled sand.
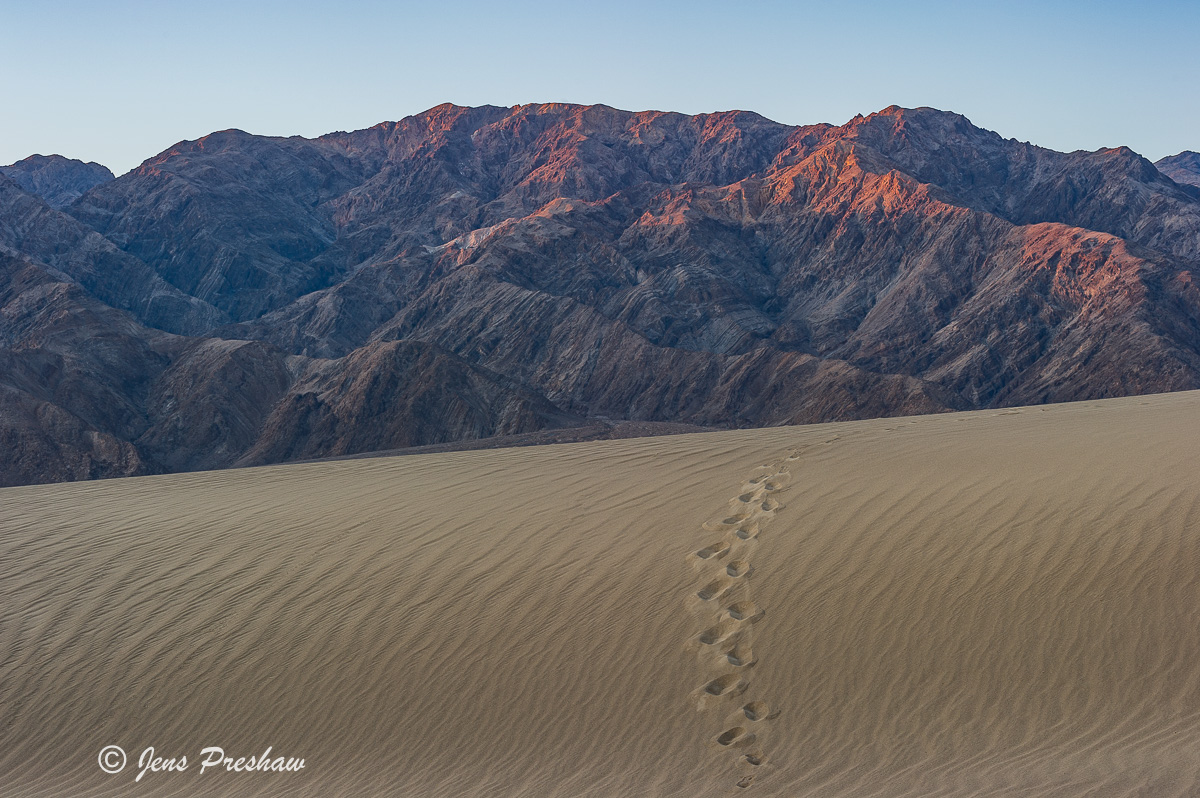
[3,391,1200,796]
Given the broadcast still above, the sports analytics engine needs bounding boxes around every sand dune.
[3,391,1200,796]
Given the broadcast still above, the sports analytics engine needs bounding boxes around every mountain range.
[3,103,1199,487]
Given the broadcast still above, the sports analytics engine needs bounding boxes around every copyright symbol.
[98,745,126,774]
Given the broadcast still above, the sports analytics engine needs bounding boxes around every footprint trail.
[686,444,814,790]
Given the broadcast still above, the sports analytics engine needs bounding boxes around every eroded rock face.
[68,131,378,322]
[235,340,581,467]
[0,253,166,486]
[1,103,1199,486]
[0,154,114,209]
[0,175,224,335]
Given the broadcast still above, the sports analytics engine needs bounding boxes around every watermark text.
[96,745,305,781]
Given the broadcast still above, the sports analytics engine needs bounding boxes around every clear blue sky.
[2,0,1196,175]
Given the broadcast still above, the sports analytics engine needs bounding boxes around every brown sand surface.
[2,391,1200,796]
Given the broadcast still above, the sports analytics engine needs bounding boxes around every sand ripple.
[2,392,1200,796]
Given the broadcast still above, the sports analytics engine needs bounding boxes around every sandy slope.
[3,391,1200,797]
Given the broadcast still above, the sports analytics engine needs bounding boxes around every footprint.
[716,726,755,746]
[692,464,786,778]
[734,524,759,541]
[727,602,763,622]
[698,622,740,646]
[726,560,751,578]
[705,513,751,531]
[695,541,731,560]
[762,470,793,488]
[726,643,755,667]
[702,674,746,697]
[742,701,772,721]
[697,580,732,601]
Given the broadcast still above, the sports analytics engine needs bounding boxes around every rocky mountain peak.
[1157,151,1200,187]
[0,154,114,209]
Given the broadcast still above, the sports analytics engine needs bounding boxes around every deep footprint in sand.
[716,726,755,746]
[727,601,763,622]
[703,674,746,696]
[734,524,759,541]
[726,560,751,578]
[697,580,732,601]
[742,751,764,766]
[698,622,740,647]
[742,701,772,721]
[705,512,751,531]
[757,471,792,491]
[695,541,731,560]
[726,643,755,667]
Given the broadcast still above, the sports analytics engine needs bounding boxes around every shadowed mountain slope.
[0,174,224,334]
